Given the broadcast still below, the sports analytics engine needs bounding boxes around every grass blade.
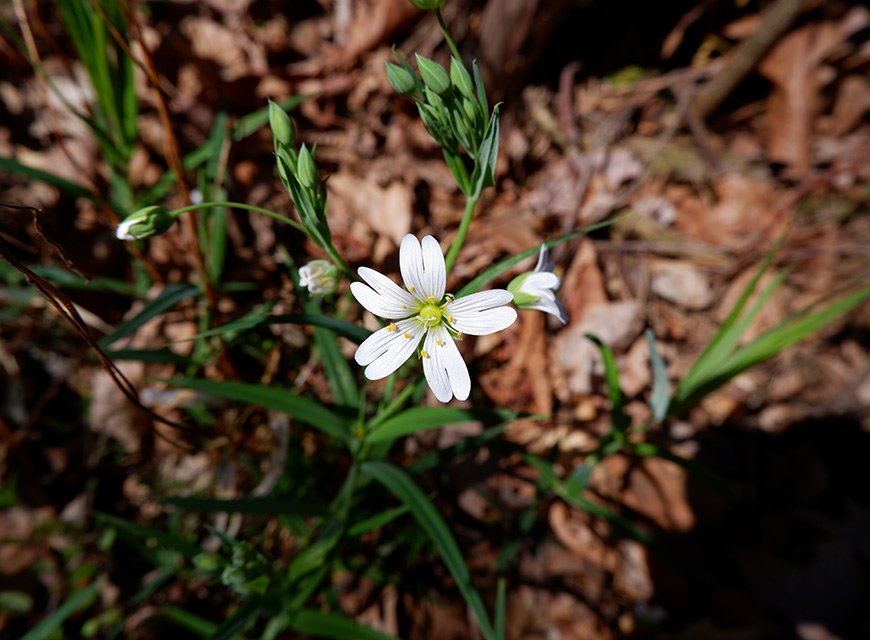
[161,378,351,442]
[366,407,517,443]
[99,283,198,348]
[292,610,399,640]
[645,329,670,422]
[20,580,101,640]
[361,461,497,640]
[586,334,629,432]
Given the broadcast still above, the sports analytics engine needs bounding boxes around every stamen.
[447,315,454,324]
[387,323,397,332]
[408,286,415,293]
[403,332,412,339]
[437,339,444,346]
[421,349,430,359]
[426,295,436,302]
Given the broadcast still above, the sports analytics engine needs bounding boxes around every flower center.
[418,304,443,327]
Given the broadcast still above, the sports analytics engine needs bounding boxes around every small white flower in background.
[116,206,174,241]
[299,259,339,296]
[350,234,517,403]
[507,244,567,324]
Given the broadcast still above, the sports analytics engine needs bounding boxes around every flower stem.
[170,201,354,280]
[444,195,478,273]
[435,8,462,62]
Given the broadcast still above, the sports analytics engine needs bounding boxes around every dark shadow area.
[647,415,870,637]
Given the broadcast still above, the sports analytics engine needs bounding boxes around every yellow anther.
[402,304,407,309]
[421,349,430,359]
[447,315,454,324]
[437,339,443,346]
[403,332,412,339]
[427,295,436,302]
[408,286,415,293]
[387,323,397,332]
[457,332,463,339]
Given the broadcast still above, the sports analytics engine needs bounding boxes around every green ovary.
[418,304,443,327]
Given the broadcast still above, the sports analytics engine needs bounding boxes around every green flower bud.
[268,100,295,148]
[415,54,451,95]
[450,57,474,98]
[507,273,538,306]
[408,0,446,9]
[298,259,339,296]
[296,144,317,189]
[386,62,417,96]
[115,205,174,240]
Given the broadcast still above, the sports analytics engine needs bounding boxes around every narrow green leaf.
[308,299,358,407]
[20,580,101,640]
[0,157,94,201]
[679,271,786,395]
[292,610,399,640]
[361,462,497,640]
[469,108,499,199]
[586,334,629,432]
[366,407,516,443]
[678,287,870,408]
[94,512,200,558]
[184,312,370,345]
[160,378,351,442]
[107,347,191,365]
[456,218,616,297]
[495,578,506,640]
[161,605,218,638]
[347,505,409,537]
[99,283,198,348]
[645,329,670,422]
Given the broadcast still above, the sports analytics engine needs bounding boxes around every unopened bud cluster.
[387,54,488,160]
[386,53,498,198]
[268,100,332,253]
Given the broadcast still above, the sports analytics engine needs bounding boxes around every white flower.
[350,234,517,402]
[299,259,339,296]
[507,244,567,324]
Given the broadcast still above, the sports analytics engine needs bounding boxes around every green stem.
[171,201,306,233]
[435,8,462,62]
[444,196,479,273]
[171,201,355,280]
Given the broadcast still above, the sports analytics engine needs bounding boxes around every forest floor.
[1,0,869,638]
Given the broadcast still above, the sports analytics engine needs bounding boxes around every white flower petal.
[446,290,517,335]
[445,289,513,314]
[400,234,445,301]
[523,271,560,292]
[422,325,470,402]
[351,268,416,319]
[356,319,425,380]
[525,295,567,324]
[534,244,548,272]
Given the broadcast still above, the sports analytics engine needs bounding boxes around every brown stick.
[691,0,806,121]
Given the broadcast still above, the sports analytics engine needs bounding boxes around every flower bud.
[298,259,339,296]
[408,0,446,9]
[450,57,474,98]
[507,245,567,323]
[268,100,295,148]
[115,205,175,240]
[415,54,451,95]
[386,62,417,96]
[295,144,318,189]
